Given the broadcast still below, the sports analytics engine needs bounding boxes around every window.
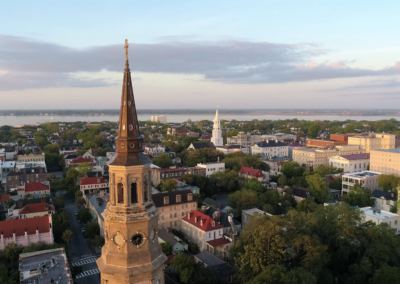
[174,213,177,217]
[170,214,172,218]
[117,183,124,204]
[188,193,193,201]
[164,196,169,205]
[395,220,398,225]
[176,195,181,203]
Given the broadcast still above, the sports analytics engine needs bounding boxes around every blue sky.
[1,0,400,109]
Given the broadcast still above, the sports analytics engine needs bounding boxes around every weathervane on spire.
[124,39,129,60]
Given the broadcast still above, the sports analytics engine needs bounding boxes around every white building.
[371,190,397,212]
[210,108,223,147]
[360,207,400,234]
[151,115,167,124]
[143,144,165,158]
[328,153,370,173]
[251,140,289,157]
[197,162,225,177]
[216,145,250,155]
[262,133,297,142]
[342,171,380,195]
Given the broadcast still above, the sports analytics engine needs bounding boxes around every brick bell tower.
[97,40,167,284]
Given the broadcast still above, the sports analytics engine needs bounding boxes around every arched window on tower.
[117,183,124,204]
[131,183,138,203]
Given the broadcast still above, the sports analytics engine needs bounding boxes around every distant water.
[1,114,400,126]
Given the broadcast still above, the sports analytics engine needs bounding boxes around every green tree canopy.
[85,222,100,239]
[162,179,178,192]
[377,174,399,192]
[342,184,376,207]
[228,188,259,218]
[281,162,305,179]
[161,242,173,256]
[152,153,173,168]
[210,169,241,192]
[305,174,331,203]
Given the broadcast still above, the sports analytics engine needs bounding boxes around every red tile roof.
[207,238,231,247]
[239,166,264,178]
[80,176,107,185]
[0,215,50,238]
[200,135,212,140]
[71,156,92,164]
[182,210,223,232]
[25,182,50,193]
[176,129,190,134]
[19,203,55,215]
[0,194,10,202]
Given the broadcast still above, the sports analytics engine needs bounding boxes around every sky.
[1,0,400,109]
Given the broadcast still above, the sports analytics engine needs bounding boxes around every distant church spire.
[109,39,151,166]
[211,106,223,147]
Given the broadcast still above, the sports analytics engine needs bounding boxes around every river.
[1,114,400,126]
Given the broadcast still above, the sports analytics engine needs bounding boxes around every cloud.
[0,34,400,90]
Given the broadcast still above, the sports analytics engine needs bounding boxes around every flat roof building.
[19,248,73,284]
[370,149,400,175]
[342,171,380,195]
[360,207,400,234]
[348,133,395,153]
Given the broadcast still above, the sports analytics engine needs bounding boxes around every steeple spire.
[109,39,151,166]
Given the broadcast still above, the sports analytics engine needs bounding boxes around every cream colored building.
[151,115,167,124]
[17,153,45,162]
[328,153,370,173]
[227,132,263,147]
[342,171,380,195]
[293,145,365,167]
[370,149,400,175]
[348,133,395,153]
[152,190,197,230]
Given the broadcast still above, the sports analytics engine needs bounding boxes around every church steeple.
[211,106,223,147]
[109,39,151,166]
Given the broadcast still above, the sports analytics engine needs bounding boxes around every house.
[6,167,47,189]
[7,197,49,219]
[196,162,225,177]
[342,171,380,195]
[187,142,216,150]
[0,215,54,249]
[291,187,310,203]
[158,228,188,254]
[82,150,95,160]
[238,166,268,182]
[164,152,181,164]
[18,202,55,219]
[227,132,263,147]
[17,182,50,198]
[19,248,73,284]
[17,153,45,163]
[181,210,232,259]
[152,190,197,230]
[200,206,241,237]
[328,153,370,173]
[360,207,400,234]
[372,190,397,212]
[68,156,96,168]
[251,140,289,158]
[175,179,200,194]
[216,144,250,155]
[79,176,109,195]
[262,157,291,176]
[194,251,236,281]
[64,153,78,167]
[143,144,165,158]
[47,135,61,144]
[242,208,272,229]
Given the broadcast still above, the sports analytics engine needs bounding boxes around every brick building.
[6,167,47,189]
[17,182,50,198]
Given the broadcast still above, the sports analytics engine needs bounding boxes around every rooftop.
[217,144,248,149]
[88,192,109,221]
[20,248,72,284]
[343,171,380,178]
[194,250,225,267]
[371,149,400,154]
[371,189,397,201]
[80,176,107,185]
[152,189,196,208]
[183,210,223,232]
[189,142,216,150]
[337,153,370,160]
[0,215,50,238]
[256,140,288,148]
[19,203,55,215]
[25,182,50,192]
[158,228,187,246]
[243,208,272,216]
[360,207,399,219]
[239,166,264,178]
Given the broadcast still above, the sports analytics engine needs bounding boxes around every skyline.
[1,0,400,109]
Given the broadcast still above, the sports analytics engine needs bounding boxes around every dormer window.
[188,193,193,201]
[176,195,181,203]
[212,221,215,227]
[195,217,197,223]
[164,196,169,205]
[200,220,203,226]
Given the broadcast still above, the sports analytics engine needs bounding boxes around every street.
[64,198,101,284]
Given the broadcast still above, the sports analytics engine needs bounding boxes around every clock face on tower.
[113,232,126,248]
[131,232,146,247]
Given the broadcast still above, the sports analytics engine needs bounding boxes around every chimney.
[100,189,105,198]
[201,205,207,214]
[214,211,221,223]
[97,177,100,184]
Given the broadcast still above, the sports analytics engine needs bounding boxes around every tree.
[75,197,86,207]
[162,179,177,192]
[152,153,173,168]
[210,169,241,192]
[307,123,320,138]
[161,242,173,256]
[305,175,331,203]
[377,174,399,192]
[77,162,91,177]
[0,263,17,284]
[7,198,15,208]
[281,162,305,179]
[227,129,239,137]
[313,165,342,177]
[66,167,79,181]
[43,143,61,154]
[24,193,33,199]
[228,189,259,217]
[342,184,375,207]
[53,196,65,211]
[92,235,105,247]
[296,197,318,213]
[62,230,74,247]
[188,242,200,254]
[77,209,92,223]
[278,175,287,186]
[371,264,400,284]
[85,223,100,239]
[329,178,342,191]
[4,242,19,267]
